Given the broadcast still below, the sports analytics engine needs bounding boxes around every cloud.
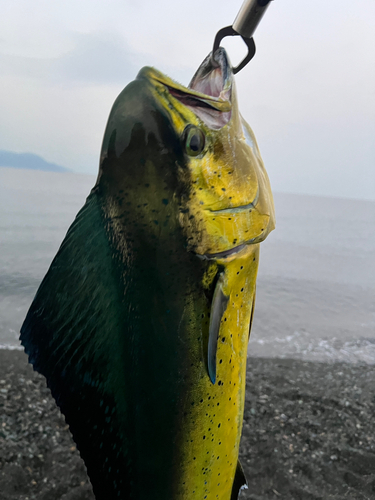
[0,31,140,86]
[55,32,141,85]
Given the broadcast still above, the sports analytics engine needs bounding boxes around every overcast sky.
[0,0,374,200]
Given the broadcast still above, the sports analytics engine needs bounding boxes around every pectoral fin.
[231,460,248,500]
[207,272,229,384]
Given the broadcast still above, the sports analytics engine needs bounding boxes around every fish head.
[96,48,274,259]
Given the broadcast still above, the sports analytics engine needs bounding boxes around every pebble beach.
[1,350,375,500]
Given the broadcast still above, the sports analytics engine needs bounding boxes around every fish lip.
[206,190,259,215]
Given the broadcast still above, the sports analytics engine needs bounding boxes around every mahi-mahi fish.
[20,48,275,500]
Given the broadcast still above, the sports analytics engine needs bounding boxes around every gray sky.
[0,0,374,200]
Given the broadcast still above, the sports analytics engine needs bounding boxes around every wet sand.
[1,350,374,500]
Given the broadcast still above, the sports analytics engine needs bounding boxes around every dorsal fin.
[207,272,229,384]
[231,459,248,500]
[20,193,135,500]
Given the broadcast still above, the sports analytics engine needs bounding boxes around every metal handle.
[233,0,273,39]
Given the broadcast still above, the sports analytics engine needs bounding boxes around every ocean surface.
[1,166,374,363]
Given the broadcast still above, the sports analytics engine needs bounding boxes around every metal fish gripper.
[212,0,274,74]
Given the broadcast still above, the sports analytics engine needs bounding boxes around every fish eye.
[183,125,205,157]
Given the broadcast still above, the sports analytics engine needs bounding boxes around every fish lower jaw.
[196,238,258,262]
[194,220,272,261]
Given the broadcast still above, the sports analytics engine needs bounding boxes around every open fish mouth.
[189,48,232,99]
[185,48,232,129]
[147,48,233,130]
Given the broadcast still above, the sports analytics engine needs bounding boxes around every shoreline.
[1,351,374,499]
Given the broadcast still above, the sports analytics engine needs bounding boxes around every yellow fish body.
[21,48,274,499]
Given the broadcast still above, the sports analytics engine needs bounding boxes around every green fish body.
[20,49,275,500]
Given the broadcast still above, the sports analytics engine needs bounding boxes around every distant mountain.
[0,150,69,173]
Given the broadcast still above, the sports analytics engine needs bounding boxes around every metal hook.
[211,26,256,75]
[211,0,274,74]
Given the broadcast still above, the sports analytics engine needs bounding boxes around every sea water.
[1,167,374,363]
